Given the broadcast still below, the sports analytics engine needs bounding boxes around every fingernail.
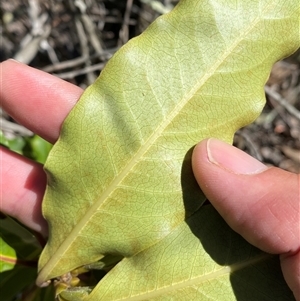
[207,138,268,174]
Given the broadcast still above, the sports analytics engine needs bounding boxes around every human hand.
[0,59,83,236]
[1,60,298,299]
[192,138,300,300]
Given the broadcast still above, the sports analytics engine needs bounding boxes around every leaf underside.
[37,0,300,300]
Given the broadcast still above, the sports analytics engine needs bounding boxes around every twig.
[0,118,33,136]
[235,130,263,161]
[13,0,50,64]
[41,48,118,73]
[265,85,300,120]
[104,16,137,26]
[118,0,134,46]
[53,63,105,79]
[140,0,173,14]
[281,146,300,164]
[75,0,104,55]
[75,16,96,84]
[40,39,59,64]
[13,24,51,64]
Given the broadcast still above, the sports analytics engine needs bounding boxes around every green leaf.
[0,131,52,163]
[83,206,293,300]
[0,216,42,300]
[0,215,42,259]
[0,236,16,273]
[0,131,26,154]
[24,135,52,164]
[0,266,37,301]
[22,285,55,301]
[37,0,300,299]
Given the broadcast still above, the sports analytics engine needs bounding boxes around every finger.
[0,59,83,144]
[192,138,300,298]
[281,251,300,301]
[192,138,299,254]
[0,146,48,235]
[0,59,83,235]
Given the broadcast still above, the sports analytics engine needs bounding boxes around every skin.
[0,59,299,299]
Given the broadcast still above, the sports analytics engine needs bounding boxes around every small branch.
[265,85,300,120]
[13,0,50,64]
[75,0,104,55]
[0,118,33,136]
[41,48,118,73]
[53,63,105,79]
[75,16,96,84]
[14,22,51,64]
[140,0,173,14]
[118,0,134,46]
[235,130,263,161]
[40,39,59,64]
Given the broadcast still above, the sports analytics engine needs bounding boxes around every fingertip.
[192,139,210,177]
[191,138,299,255]
[0,147,48,235]
[281,251,300,301]
[0,60,83,143]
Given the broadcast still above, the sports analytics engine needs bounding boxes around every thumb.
[192,138,300,299]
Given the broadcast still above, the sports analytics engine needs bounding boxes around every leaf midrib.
[91,254,271,301]
[39,3,270,282]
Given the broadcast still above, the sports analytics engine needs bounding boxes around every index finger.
[0,60,83,234]
[0,59,83,144]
